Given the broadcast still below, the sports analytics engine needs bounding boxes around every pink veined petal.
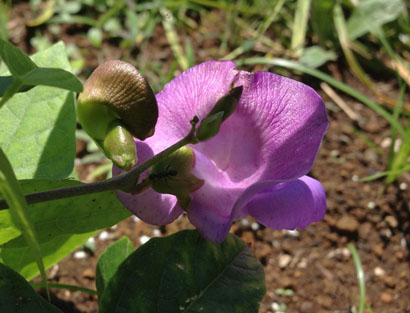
[246,176,327,230]
[144,60,239,154]
[116,188,182,226]
[237,71,328,181]
[188,149,242,243]
[195,71,328,185]
[113,142,184,225]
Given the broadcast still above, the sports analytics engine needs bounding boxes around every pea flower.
[115,61,328,243]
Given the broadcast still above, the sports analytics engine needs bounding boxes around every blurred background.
[1,0,409,312]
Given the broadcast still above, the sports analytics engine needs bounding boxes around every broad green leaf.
[0,40,81,95]
[0,42,76,179]
[3,179,130,247]
[347,0,405,40]
[0,39,37,77]
[96,236,134,301]
[1,231,94,280]
[0,263,62,312]
[22,67,83,92]
[0,148,48,297]
[100,230,266,313]
[300,46,337,68]
[0,209,20,245]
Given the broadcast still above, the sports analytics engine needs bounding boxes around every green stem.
[31,282,98,295]
[0,117,199,210]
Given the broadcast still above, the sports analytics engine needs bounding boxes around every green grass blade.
[291,0,312,57]
[333,2,379,97]
[222,40,255,60]
[348,243,365,313]
[254,0,285,40]
[31,282,98,295]
[160,7,188,70]
[238,57,409,142]
[351,127,383,156]
[360,164,410,182]
[0,148,49,299]
[386,121,410,184]
[387,83,406,172]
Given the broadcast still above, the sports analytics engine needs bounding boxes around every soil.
[8,3,410,313]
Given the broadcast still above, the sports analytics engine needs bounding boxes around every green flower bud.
[77,60,158,141]
[149,146,204,210]
[196,111,224,142]
[207,86,243,122]
[195,86,243,142]
[103,120,137,171]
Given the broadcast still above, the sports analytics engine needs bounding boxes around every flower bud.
[195,86,243,142]
[103,120,137,170]
[149,146,204,210]
[77,60,158,141]
[207,86,243,122]
[196,111,224,141]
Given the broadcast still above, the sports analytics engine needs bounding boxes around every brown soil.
[8,3,410,313]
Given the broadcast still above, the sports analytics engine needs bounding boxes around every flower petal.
[145,60,239,154]
[197,71,328,184]
[113,142,183,225]
[246,176,327,230]
[187,149,241,242]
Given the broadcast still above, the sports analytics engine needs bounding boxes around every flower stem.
[0,117,199,210]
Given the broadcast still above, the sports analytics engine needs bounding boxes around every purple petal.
[188,182,238,243]
[113,142,183,225]
[246,176,327,230]
[237,72,328,181]
[145,60,239,154]
[116,188,182,225]
[195,71,328,185]
[187,149,241,242]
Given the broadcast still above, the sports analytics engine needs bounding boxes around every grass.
[348,244,374,313]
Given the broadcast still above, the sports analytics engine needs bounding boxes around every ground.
[8,2,410,313]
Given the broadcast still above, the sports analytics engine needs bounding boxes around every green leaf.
[300,46,337,68]
[0,42,76,179]
[100,230,266,313]
[0,39,37,77]
[3,179,130,247]
[311,0,336,45]
[88,27,103,48]
[0,76,33,96]
[0,148,49,298]
[22,67,83,92]
[0,209,20,245]
[96,236,134,302]
[0,263,62,312]
[1,231,95,281]
[347,0,405,40]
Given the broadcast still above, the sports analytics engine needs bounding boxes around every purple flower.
[114,61,328,243]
